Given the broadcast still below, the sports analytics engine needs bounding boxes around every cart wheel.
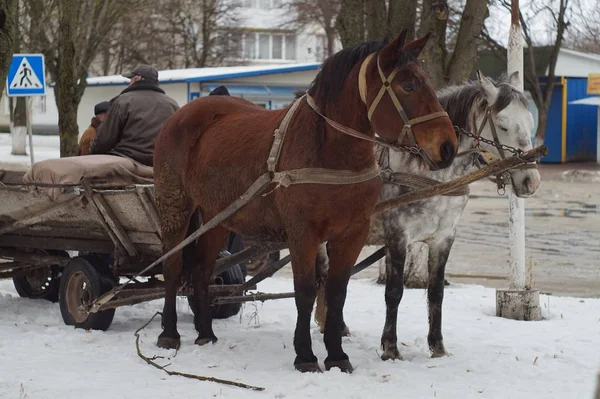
[59,256,116,331]
[12,250,68,302]
[187,253,245,320]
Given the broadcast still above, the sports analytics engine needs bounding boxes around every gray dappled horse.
[314,70,541,360]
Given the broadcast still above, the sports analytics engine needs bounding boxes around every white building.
[219,0,340,65]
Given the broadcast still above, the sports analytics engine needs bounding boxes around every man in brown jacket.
[90,64,179,166]
[78,101,109,156]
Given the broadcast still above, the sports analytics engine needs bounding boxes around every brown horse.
[152,30,457,373]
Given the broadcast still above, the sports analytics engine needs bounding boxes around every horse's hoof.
[341,325,351,337]
[157,336,181,350]
[430,342,448,358]
[294,362,323,373]
[195,336,218,346]
[325,359,354,373]
[319,325,351,336]
[380,348,403,361]
[431,348,448,358]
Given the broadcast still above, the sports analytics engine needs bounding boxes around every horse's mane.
[437,74,529,130]
[307,39,418,109]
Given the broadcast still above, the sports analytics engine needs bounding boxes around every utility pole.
[496,0,541,321]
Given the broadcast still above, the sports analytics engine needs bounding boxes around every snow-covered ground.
[1,132,600,397]
[1,277,599,399]
[0,133,59,172]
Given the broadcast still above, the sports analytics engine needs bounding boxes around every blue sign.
[6,54,46,97]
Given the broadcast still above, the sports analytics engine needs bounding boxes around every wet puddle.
[525,206,598,219]
[470,195,599,219]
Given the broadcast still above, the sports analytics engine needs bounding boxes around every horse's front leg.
[288,232,321,372]
[380,236,408,361]
[427,236,454,358]
[323,225,370,373]
[314,243,351,336]
[314,242,329,334]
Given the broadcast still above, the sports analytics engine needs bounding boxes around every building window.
[241,0,282,9]
[217,31,243,59]
[285,35,296,60]
[258,34,270,59]
[272,35,283,59]
[243,33,256,59]
[231,32,296,61]
[229,32,243,59]
[315,35,327,62]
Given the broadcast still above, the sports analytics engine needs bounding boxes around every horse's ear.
[379,29,409,64]
[508,71,521,89]
[476,70,498,103]
[402,32,432,59]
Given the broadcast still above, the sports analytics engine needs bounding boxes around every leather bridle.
[305,52,453,170]
[358,53,451,168]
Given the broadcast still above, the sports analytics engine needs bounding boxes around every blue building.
[474,47,600,163]
[542,75,599,163]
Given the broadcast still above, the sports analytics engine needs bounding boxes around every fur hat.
[94,101,110,115]
[209,86,230,96]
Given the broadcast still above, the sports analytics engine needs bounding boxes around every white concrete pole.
[496,0,541,321]
[506,15,527,290]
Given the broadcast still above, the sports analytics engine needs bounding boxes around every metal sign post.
[26,97,34,165]
[6,53,47,166]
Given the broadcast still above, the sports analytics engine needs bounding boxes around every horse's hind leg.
[191,225,229,346]
[288,231,320,373]
[323,225,370,373]
[380,236,408,361]
[427,236,454,358]
[156,195,193,350]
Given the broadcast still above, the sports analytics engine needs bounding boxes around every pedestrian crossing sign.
[6,54,46,97]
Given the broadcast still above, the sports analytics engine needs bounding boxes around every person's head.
[122,64,159,86]
[94,101,110,122]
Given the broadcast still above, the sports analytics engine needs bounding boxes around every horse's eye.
[402,84,416,92]
[499,126,508,132]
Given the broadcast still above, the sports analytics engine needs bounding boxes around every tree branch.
[134,312,265,392]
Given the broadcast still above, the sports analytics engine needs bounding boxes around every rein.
[377,146,469,197]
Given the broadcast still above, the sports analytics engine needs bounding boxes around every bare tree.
[2,0,28,155]
[482,0,571,145]
[420,0,490,88]
[23,0,130,157]
[94,0,242,75]
[563,0,600,53]
[387,0,418,41]
[336,0,364,47]
[0,0,17,99]
[336,0,487,89]
[285,0,340,57]
[338,0,419,45]
[366,0,418,41]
